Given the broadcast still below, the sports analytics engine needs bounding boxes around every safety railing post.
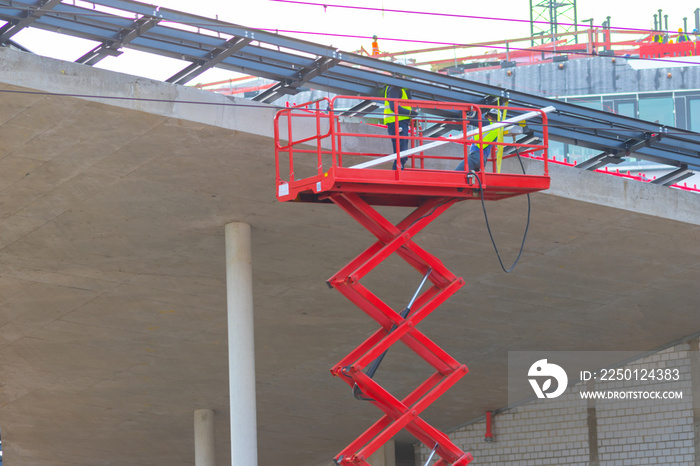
[461,109,468,171]
[394,114,401,178]
[478,109,484,173]
[273,112,281,187]
[316,101,323,176]
[330,103,339,168]
[287,109,295,182]
[541,109,550,175]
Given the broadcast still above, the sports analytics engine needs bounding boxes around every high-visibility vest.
[372,41,380,56]
[383,87,411,124]
[474,120,500,149]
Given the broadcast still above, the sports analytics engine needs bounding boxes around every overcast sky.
[153,0,697,51]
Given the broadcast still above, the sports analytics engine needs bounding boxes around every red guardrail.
[639,41,697,59]
[274,95,549,185]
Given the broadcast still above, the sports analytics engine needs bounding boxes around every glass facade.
[689,98,700,133]
[571,98,603,110]
[552,90,700,166]
[616,101,636,118]
[638,96,675,126]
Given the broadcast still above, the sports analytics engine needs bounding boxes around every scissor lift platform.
[278,165,551,206]
[274,96,552,466]
[276,96,552,208]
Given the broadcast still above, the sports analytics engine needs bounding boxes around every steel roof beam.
[6,38,33,53]
[575,135,658,171]
[339,99,380,118]
[0,0,61,44]
[75,16,160,66]
[7,6,136,43]
[165,36,252,85]
[575,152,621,171]
[422,123,452,139]
[502,135,541,156]
[90,0,343,58]
[652,167,694,186]
[253,56,339,103]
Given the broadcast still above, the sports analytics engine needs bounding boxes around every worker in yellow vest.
[678,28,690,42]
[456,112,500,172]
[384,84,416,169]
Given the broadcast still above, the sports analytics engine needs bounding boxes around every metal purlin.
[326,192,473,466]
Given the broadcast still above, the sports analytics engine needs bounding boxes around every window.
[689,98,700,132]
[567,144,599,165]
[616,101,636,118]
[638,96,675,126]
[548,140,566,159]
[569,98,603,110]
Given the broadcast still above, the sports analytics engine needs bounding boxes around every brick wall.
[416,342,697,465]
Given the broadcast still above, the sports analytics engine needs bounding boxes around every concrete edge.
[503,157,700,226]
[0,46,277,138]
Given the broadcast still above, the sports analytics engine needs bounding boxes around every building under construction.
[0,1,698,465]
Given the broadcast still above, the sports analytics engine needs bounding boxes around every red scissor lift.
[274,95,551,465]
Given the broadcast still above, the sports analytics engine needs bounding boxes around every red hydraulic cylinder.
[485,411,494,442]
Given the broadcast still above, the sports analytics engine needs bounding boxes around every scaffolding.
[530,0,579,46]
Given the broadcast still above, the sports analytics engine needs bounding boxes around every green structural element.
[530,0,579,46]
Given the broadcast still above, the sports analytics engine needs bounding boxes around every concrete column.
[194,409,216,466]
[225,222,258,466]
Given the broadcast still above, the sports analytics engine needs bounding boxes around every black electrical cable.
[472,148,531,273]
[352,267,433,401]
[0,87,289,109]
[351,302,410,401]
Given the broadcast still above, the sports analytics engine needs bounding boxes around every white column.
[225,222,258,466]
[194,408,216,466]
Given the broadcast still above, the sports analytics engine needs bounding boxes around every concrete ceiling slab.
[0,47,698,466]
